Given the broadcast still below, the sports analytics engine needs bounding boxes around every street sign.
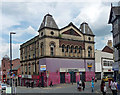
[40,65,46,71]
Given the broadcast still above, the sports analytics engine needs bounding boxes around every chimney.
[107,40,112,48]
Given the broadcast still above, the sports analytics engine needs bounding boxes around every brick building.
[20,14,95,87]
[1,55,20,85]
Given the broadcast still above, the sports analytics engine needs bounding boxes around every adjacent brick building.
[20,14,95,87]
[1,55,20,85]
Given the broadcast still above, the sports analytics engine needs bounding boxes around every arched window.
[50,43,55,56]
[25,65,27,74]
[41,42,44,56]
[66,45,70,52]
[78,46,82,53]
[62,45,65,52]
[22,65,24,74]
[78,46,82,57]
[33,62,35,73]
[28,63,31,74]
[70,45,74,53]
[75,46,78,53]
[88,46,92,58]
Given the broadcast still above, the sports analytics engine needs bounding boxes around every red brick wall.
[1,58,20,82]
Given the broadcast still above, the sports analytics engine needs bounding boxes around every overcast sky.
[0,0,119,66]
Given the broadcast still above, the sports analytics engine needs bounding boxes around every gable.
[102,46,113,54]
[62,28,81,37]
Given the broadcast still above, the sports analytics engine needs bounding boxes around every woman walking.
[101,80,107,95]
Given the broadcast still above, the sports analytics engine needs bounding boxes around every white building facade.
[95,50,114,79]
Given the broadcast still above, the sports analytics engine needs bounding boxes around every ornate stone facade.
[20,14,95,86]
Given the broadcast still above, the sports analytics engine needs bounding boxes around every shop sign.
[68,69,79,72]
[40,65,46,71]
[87,63,92,69]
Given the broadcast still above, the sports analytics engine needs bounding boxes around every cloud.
[95,33,113,50]
[0,1,118,67]
[0,40,21,66]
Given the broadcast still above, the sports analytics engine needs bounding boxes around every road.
[14,80,113,94]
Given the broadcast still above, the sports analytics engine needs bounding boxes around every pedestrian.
[50,81,53,87]
[82,81,85,91]
[31,81,34,88]
[110,79,117,95]
[78,80,82,91]
[77,81,79,88]
[101,80,107,95]
[91,79,94,92]
[26,81,28,88]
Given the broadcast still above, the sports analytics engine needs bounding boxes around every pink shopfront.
[38,58,95,87]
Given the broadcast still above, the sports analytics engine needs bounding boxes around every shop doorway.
[60,72,65,83]
[70,72,76,83]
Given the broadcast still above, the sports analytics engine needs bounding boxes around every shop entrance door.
[60,72,65,83]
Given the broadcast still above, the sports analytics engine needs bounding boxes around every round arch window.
[88,37,91,41]
[51,31,54,35]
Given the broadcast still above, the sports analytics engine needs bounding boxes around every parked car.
[1,84,7,90]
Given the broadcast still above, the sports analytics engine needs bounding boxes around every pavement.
[2,80,120,94]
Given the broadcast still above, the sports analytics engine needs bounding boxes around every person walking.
[110,79,117,95]
[101,80,107,95]
[77,81,79,88]
[78,80,82,91]
[50,81,53,87]
[82,81,85,91]
[91,79,94,92]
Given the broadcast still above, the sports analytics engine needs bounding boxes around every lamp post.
[10,32,16,94]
